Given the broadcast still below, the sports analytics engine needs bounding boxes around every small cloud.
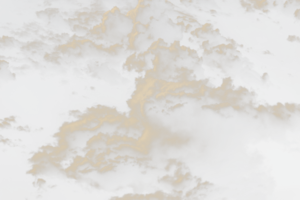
[287,35,300,42]
[72,91,78,96]
[262,50,275,56]
[17,126,30,132]
[90,86,96,91]
[34,127,44,132]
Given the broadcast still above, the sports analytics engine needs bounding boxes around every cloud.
[203,43,270,87]
[0,134,18,147]
[36,8,70,32]
[180,0,219,11]
[286,35,300,43]
[125,40,201,80]
[0,60,16,81]
[240,0,300,20]
[32,178,47,190]
[262,49,274,56]
[91,7,134,45]
[0,35,20,50]
[128,16,183,51]
[0,115,31,132]
[27,69,300,200]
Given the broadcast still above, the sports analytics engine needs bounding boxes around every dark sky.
[0,0,300,200]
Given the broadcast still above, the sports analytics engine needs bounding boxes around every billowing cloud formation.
[126,41,202,78]
[0,60,16,81]
[27,32,300,200]
[240,0,300,20]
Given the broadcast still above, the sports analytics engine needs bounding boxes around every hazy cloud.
[0,35,20,50]
[36,8,69,32]
[0,60,16,81]
[286,35,300,43]
[240,0,300,19]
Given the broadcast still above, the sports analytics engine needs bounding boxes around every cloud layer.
[1,0,300,199]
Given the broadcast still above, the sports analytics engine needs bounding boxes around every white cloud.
[36,8,70,31]
[286,35,300,43]
[128,16,183,51]
[0,35,20,50]
[32,178,47,190]
[240,0,300,20]
[125,40,203,81]
[0,60,16,81]
[180,0,219,11]
[91,7,133,43]
[28,69,300,200]
[203,43,271,87]
[262,49,274,56]
[0,134,18,147]
[0,115,31,132]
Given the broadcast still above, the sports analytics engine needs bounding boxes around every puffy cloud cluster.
[0,60,16,81]
[27,39,300,200]
[0,115,31,132]
[125,41,200,79]
[240,0,300,20]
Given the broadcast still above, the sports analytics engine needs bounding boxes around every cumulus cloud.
[0,60,16,81]
[0,35,20,50]
[286,35,300,43]
[240,0,300,20]
[27,57,300,200]
[1,0,300,200]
